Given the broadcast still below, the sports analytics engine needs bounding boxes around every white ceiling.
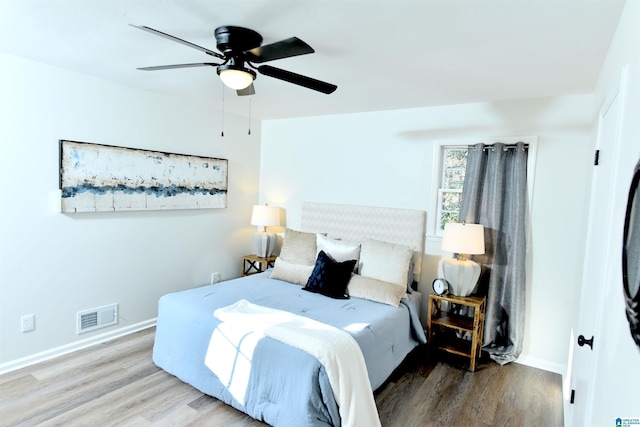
[0,0,626,120]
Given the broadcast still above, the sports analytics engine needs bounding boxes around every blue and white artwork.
[59,140,228,212]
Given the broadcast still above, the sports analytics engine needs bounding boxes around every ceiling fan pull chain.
[248,96,252,135]
[221,82,225,137]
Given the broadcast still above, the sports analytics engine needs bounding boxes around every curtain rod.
[472,143,529,152]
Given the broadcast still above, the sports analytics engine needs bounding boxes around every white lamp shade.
[441,223,485,255]
[251,205,280,227]
[219,69,254,90]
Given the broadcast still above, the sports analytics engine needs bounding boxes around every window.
[436,147,468,234]
[431,137,537,237]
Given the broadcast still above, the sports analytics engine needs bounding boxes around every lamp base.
[253,231,276,258]
[441,257,481,296]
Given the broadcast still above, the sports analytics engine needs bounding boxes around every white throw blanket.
[205,299,381,427]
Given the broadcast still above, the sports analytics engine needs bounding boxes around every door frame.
[564,66,628,427]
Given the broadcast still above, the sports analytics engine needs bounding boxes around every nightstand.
[427,293,486,371]
[242,254,276,277]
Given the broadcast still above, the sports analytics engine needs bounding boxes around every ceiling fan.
[131,24,337,96]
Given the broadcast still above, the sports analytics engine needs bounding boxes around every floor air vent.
[77,303,118,334]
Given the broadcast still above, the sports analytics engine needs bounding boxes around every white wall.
[0,53,260,366]
[259,94,594,373]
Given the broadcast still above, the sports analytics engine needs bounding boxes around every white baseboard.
[515,354,565,375]
[0,318,157,376]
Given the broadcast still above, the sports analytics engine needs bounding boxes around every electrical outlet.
[21,314,35,333]
[211,272,222,285]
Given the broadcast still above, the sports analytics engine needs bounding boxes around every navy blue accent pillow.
[303,250,356,299]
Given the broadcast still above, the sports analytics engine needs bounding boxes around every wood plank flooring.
[0,328,563,426]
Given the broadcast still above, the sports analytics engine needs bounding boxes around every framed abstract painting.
[59,140,228,213]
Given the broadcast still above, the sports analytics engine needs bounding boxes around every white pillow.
[359,238,414,288]
[316,234,361,270]
[348,274,406,307]
[270,258,314,285]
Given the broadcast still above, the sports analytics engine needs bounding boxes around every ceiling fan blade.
[245,37,314,63]
[130,24,224,60]
[237,84,256,96]
[136,63,219,71]
[257,65,337,94]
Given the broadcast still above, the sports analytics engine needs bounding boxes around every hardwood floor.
[0,328,563,426]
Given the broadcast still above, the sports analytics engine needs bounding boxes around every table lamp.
[251,204,280,257]
[440,222,485,296]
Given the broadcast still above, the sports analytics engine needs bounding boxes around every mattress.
[152,271,425,427]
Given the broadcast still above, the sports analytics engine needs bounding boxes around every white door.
[566,71,623,426]
[567,67,640,426]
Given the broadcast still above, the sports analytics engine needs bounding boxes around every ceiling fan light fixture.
[217,65,256,90]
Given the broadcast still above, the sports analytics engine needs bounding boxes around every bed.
[152,202,427,426]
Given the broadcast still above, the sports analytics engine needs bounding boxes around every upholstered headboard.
[300,202,426,282]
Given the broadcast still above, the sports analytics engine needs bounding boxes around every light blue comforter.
[153,272,425,427]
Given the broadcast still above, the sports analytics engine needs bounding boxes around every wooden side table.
[242,255,276,277]
[427,293,486,371]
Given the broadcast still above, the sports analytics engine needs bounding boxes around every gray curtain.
[459,142,528,365]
